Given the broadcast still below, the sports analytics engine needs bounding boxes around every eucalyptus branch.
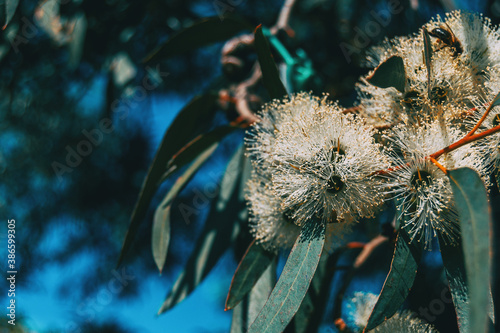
[233,64,263,124]
[218,0,298,124]
[342,105,362,114]
[374,118,500,177]
[353,235,388,268]
[430,123,500,159]
[271,0,298,36]
[429,156,447,175]
[465,98,497,137]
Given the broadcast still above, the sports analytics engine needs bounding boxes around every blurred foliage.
[2,0,500,332]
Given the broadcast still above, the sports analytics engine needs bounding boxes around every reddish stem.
[373,124,500,177]
[465,100,495,137]
[430,123,500,159]
[429,157,447,175]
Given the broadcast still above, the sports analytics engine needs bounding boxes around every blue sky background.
[13,91,238,333]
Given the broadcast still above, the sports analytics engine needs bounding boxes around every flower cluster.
[358,10,497,248]
[245,93,389,251]
[345,292,438,333]
[245,11,500,251]
[358,11,500,127]
[380,120,487,247]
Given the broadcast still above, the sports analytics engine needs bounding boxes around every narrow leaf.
[157,146,247,314]
[68,12,87,69]
[226,240,276,310]
[152,144,219,273]
[294,249,342,333]
[230,259,276,333]
[254,25,288,100]
[247,224,326,333]
[365,228,423,331]
[1,0,19,29]
[117,94,217,267]
[163,126,239,180]
[449,167,491,333]
[366,56,406,93]
[423,29,433,97]
[438,234,469,333]
[143,15,252,64]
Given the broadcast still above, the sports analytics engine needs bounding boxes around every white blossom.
[267,94,390,226]
[425,11,500,77]
[346,291,378,331]
[357,11,492,128]
[381,120,487,248]
[246,171,353,252]
[246,93,389,228]
[245,93,320,173]
[246,171,301,252]
[346,292,438,333]
[371,311,439,333]
[465,98,500,174]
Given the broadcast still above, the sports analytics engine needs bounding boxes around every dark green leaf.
[438,233,469,333]
[152,144,219,273]
[226,240,276,310]
[68,13,87,69]
[423,29,432,97]
[491,90,500,108]
[230,259,276,333]
[117,94,217,267]
[157,146,247,314]
[143,15,252,64]
[449,167,491,333]
[394,198,405,230]
[1,0,19,29]
[254,25,288,100]
[293,250,341,333]
[365,228,423,331]
[163,126,239,181]
[247,224,326,333]
[366,56,406,93]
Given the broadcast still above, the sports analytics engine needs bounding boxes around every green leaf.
[448,167,492,333]
[438,233,469,333]
[117,94,217,267]
[366,56,406,93]
[422,29,433,96]
[143,15,252,64]
[225,240,276,310]
[230,259,276,333]
[247,224,326,333]
[157,146,247,314]
[365,228,423,331]
[293,250,341,333]
[1,0,19,29]
[68,12,87,69]
[152,143,219,273]
[491,90,500,108]
[254,25,288,100]
[163,125,239,181]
